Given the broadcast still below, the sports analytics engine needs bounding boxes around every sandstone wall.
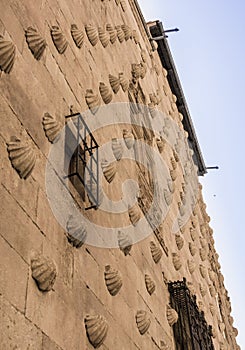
[0,0,239,349]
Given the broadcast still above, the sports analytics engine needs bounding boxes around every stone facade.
[0,0,239,349]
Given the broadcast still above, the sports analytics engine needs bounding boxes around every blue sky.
[138,0,245,347]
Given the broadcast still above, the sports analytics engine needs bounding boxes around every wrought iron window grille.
[65,112,99,210]
[168,278,214,350]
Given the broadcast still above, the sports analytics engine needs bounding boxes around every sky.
[138,0,245,347]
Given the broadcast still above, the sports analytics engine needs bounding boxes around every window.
[168,278,214,350]
[65,112,99,209]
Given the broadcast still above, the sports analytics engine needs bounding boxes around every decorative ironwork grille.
[168,278,214,350]
[65,112,99,210]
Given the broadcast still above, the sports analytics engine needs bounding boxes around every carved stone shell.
[200,284,207,297]
[123,129,134,149]
[42,113,61,143]
[128,203,141,226]
[85,89,100,114]
[145,274,155,295]
[200,237,207,249]
[99,82,113,104]
[156,137,165,153]
[71,24,84,48]
[115,25,125,43]
[170,169,177,181]
[25,27,46,60]
[84,314,108,348]
[111,138,123,161]
[85,24,99,46]
[118,230,132,255]
[121,24,131,40]
[31,253,57,291]
[175,234,184,250]
[199,265,208,279]
[66,214,87,248]
[109,74,120,94]
[164,189,172,206]
[0,35,16,73]
[209,284,216,297]
[200,248,208,261]
[208,268,216,282]
[135,310,151,335]
[120,0,127,11]
[148,103,158,119]
[190,228,197,241]
[189,242,197,256]
[98,27,110,48]
[187,259,196,274]
[101,159,117,183]
[51,26,68,54]
[140,62,147,79]
[219,321,225,333]
[141,49,147,62]
[106,24,117,44]
[209,303,215,315]
[178,202,185,217]
[131,63,141,80]
[104,265,122,296]
[7,137,36,179]
[172,253,182,271]
[150,241,162,263]
[119,72,129,92]
[166,305,178,326]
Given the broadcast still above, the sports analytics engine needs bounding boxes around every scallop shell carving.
[51,26,68,54]
[156,137,165,153]
[209,284,216,297]
[99,82,113,104]
[121,24,131,40]
[84,314,108,348]
[118,230,132,255]
[148,103,158,118]
[42,112,61,143]
[190,228,197,241]
[178,202,185,217]
[172,253,182,271]
[187,259,196,274]
[104,265,122,296]
[128,203,141,226]
[101,159,117,183]
[85,89,100,114]
[111,138,123,160]
[164,189,172,206]
[98,27,110,48]
[7,137,36,179]
[200,248,208,261]
[170,169,177,181]
[25,27,46,60]
[66,214,87,248]
[71,24,84,48]
[145,274,155,295]
[109,74,120,94]
[200,284,207,297]
[166,305,178,326]
[135,310,151,335]
[85,24,99,46]
[115,25,125,43]
[175,234,184,250]
[0,35,16,73]
[208,268,216,282]
[119,72,129,92]
[200,237,207,249]
[123,129,134,149]
[106,24,117,44]
[132,63,141,80]
[31,252,57,291]
[209,303,215,315]
[150,241,162,263]
[189,242,197,256]
[199,264,208,279]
